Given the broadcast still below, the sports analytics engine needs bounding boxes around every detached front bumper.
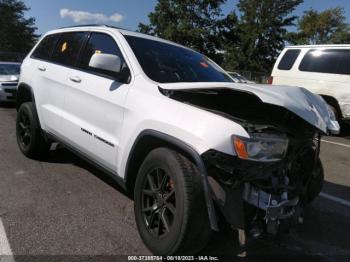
[243,183,299,220]
[206,179,301,233]
[0,82,18,102]
[201,144,321,234]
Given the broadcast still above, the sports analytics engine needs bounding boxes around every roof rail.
[59,24,127,31]
[59,24,107,29]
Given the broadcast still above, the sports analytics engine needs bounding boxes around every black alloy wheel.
[142,167,176,238]
[16,102,51,158]
[17,109,32,148]
[134,148,212,255]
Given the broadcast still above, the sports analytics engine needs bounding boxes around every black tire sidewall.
[16,102,45,157]
[306,158,324,203]
[134,149,188,255]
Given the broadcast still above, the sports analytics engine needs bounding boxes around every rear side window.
[79,32,128,77]
[333,50,350,75]
[277,49,300,70]
[31,34,60,61]
[299,49,350,75]
[51,32,86,67]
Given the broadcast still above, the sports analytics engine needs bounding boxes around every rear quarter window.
[31,34,60,61]
[51,32,86,67]
[277,49,301,70]
[299,49,350,75]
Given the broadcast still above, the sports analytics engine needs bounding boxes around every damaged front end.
[159,84,333,239]
[202,133,322,236]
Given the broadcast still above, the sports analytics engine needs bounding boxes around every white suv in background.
[270,45,350,125]
[16,25,339,255]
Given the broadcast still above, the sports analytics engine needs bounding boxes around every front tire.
[305,158,324,204]
[16,102,51,158]
[134,148,211,255]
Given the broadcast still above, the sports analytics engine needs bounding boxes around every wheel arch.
[124,129,219,231]
[16,83,42,129]
[17,83,35,111]
[320,95,343,119]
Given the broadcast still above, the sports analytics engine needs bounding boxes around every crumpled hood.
[159,82,340,135]
[0,74,19,82]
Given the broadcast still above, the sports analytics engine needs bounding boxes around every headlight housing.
[232,133,289,162]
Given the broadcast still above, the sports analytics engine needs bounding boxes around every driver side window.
[79,32,129,78]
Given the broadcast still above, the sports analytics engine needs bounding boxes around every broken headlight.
[232,133,289,162]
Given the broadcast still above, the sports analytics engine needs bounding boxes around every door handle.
[69,76,82,83]
[38,65,46,71]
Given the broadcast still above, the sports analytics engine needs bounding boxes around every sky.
[22,0,350,35]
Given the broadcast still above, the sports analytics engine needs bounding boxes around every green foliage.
[139,1,350,73]
[138,0,226,62]
[0,0,37,53]
[140,0,303,73]
[219,11,240,71]
[288,7,350,45]
[232,0,303,72]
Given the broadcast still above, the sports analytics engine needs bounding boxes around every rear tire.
[16,102,51,158]
[134,148,212,255]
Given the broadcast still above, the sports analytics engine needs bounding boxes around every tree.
[138,0,226,62]
[219,11,240,71]
[288,7,350,45]
[0,0,37,54]
[223,0,303,73]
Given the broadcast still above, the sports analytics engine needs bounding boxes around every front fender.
[118,97,250,178]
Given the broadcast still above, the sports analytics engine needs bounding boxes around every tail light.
[267,76,273,85]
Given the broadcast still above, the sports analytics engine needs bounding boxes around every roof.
[46,24,193,51]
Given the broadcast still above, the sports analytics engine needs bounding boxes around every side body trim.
[45,132,127,191]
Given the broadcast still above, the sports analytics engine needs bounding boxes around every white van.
[270,45,350,124]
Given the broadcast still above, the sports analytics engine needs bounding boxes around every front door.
[64,32,131,171]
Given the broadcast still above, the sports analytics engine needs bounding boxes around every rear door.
[30,33,62,133]
[64,31,132,171]
[31,32,87,135]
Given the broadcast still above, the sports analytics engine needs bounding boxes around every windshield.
[0,64,20,75]
[124,35,233,83]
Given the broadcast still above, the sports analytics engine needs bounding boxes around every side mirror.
[89,53,121,73]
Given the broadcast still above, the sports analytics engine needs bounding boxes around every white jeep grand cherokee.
[16,25,339,255]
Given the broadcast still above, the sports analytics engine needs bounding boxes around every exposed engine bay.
[161,87,325,238]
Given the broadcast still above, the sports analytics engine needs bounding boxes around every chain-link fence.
[0,52,26,62]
